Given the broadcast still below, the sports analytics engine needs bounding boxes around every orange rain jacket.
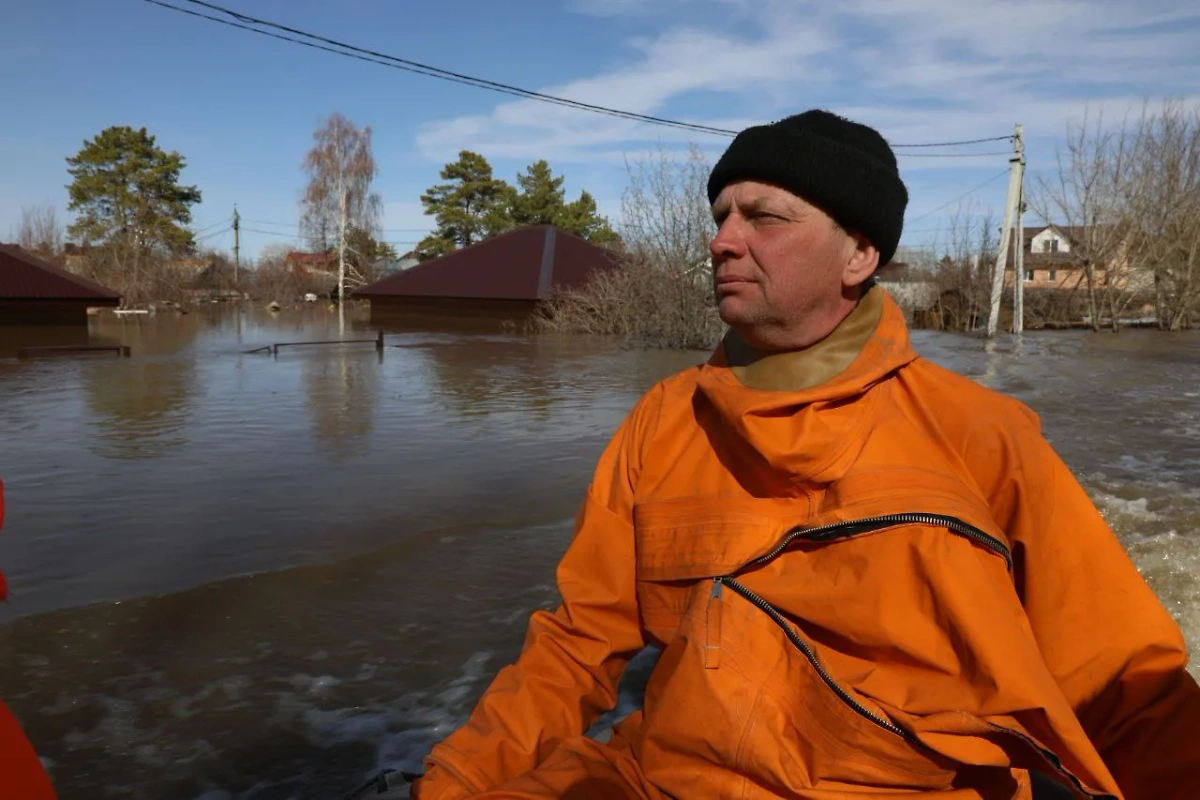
[0,480,59,799]
[414,288,1200,799]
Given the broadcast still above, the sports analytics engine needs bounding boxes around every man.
[412,110,1200,799]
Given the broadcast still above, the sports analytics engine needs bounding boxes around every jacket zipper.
[749,512,1012,571]
[715,575,1109,799]
[716,574,918,743]
[714,514,1011,744]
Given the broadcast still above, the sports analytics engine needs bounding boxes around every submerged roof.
[0,244,122,301]
[353,225,620,301]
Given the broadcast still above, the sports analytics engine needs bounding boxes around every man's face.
[709,180,877,350]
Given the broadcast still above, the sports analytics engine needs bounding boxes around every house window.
[1025,270,1034,281]
[1048,269,1057,282]
[1043,238,1059,253]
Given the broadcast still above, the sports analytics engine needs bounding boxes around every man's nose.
[710,218,745,260]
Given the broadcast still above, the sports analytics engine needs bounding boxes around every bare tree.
[927,205,998,331]
[300,113,382,327]
[258,241,295,267]
[1032,109,1143,332]
[1123,100,1200,330]
[533,143,724,349]
[252,242,318,303]
[14,204,64,256]
[619,142,715,276]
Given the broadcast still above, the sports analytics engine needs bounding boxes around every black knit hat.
[707,109,908,266]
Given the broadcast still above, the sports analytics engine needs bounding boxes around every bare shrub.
[250,242,325,303]
[532,143,723,349]
[919,207,999,332]
[14,204,64,256]
[534,253,724,350]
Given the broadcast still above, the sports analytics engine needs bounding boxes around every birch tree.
[300,113,382,314]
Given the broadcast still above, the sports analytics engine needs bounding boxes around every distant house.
[353,225,621,322]
[284,251,338,284]
[1004,224,1126,289]
[0,243,122,324]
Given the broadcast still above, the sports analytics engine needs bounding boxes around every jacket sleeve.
[411,385,662,799]
[1009,433,1200,799]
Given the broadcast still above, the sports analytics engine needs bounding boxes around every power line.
[192,216,231,234]
[891,136,1013,149]
[905,169,1011,224]
[239,225,420,246]
[240,217,302,228]
[194,226,230,242]
[242,217,429,233]
[144,0,1013,150]
[239,226,311,239]
[143,0,734,137]
[898,151,1012,159]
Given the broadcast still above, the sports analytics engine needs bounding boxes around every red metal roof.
[0,244,122,301]
[353,225,620,301]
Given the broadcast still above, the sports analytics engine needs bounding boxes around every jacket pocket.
[631,496,800,644]
[721,572,967,791]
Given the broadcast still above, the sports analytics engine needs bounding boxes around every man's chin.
[716,297,755,327]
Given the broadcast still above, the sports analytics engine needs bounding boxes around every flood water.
[0,304,1198,799]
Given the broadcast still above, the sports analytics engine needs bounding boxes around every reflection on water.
[417,338,593,422]
[0,307,1198,799]
[302,348,382,463]
[84,357,199,460]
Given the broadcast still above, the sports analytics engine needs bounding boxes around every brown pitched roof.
[0,244,122,301]
[353,225,620,301]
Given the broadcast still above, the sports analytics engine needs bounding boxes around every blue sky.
[3,0,1199,261]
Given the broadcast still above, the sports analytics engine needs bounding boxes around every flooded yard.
[1,304,1198,798]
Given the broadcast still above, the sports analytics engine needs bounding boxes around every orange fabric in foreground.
[414,290,1200,798]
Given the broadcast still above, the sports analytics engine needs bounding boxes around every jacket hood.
[692,287,919,488]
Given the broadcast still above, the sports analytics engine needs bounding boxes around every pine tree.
[66,126,201,252]
[559,190,619,246]
[511,160,566,226]
[417,151,513,258]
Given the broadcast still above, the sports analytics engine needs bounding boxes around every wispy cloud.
[418,0,1198,165]
[413,20,834,164]
[413,0,1197,240]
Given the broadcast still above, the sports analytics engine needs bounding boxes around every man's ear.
[843,230,880,288]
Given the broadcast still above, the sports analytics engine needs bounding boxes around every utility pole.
[987,123,1025,338]
[232,204,240,288]
[1012,124,1026,334]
